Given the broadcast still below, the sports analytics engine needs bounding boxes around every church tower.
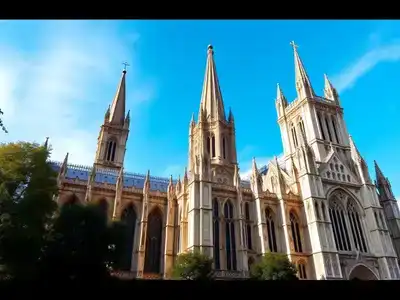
[276,42,398,280]
[94,68,130,171]
[184,45,238,259]
[375,162,400,261]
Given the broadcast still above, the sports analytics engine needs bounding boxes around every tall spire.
[199,44,226,121]
[109,68,127,126]
[323,74,340,104]
[276,83,288,106]
[374,160,386,182]
[290,41,315,99]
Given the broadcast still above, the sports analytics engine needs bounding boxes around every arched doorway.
[349,264,378,280]
[144,207,163,274]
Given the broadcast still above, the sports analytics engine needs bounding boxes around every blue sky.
[0,20,399,198]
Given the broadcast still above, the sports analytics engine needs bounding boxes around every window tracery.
[224,200,237,270]
[265,208,277,252]
[290,212,302,253]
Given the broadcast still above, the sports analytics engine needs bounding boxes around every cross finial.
[290,40,299,51]
[122,61,130,73]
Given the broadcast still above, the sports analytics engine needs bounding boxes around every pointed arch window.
[329,198,351,251]
[211,135,216,158]
[347,200,367,253]
[212,199,220,269]
[176,208,182,254]
[291,124,298,148]
[265,208,277,252]
[144,208,163,274]
[207,136,211,155]
[324,115,333,142]
[298,261,307,279]
[222,136,226,159]
[121,204,137,271]
[298,119,306,143]
[331,116,340,144]
[317,112,326,141]
[105,138,117,162]
[224,200,237,271]
[244,202,252,250]
[290,212,303,253]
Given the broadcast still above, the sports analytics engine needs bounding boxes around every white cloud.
[0,21,153,165]
[332,41,400,93]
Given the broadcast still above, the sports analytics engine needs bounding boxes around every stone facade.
[51,43,400,280]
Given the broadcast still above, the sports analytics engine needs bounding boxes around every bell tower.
[185,45,238,258]
[188,45,237,179]
[94,67,130,171]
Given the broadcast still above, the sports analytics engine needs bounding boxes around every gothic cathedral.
[52,43,400,280]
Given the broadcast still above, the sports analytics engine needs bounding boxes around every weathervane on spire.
[122,61,130,72]
[290,40,299,51]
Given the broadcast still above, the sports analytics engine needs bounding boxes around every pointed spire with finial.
[276,83,288,106]
[124,110,130,128]
[374,160,385,181]
[105,105,111,121]
[176,175,182,194]
[167,175,174,198]
[290,41,315,99]
[228,107,234,123]
[190,113,195,127]
[116,167,124,192]
[144,169,151,192]
[251,157,259,179]
[183,167,188,183]
[58,152,69,179]
[198,44,226,122]
[323,74,340,104]
[109,64,128,126]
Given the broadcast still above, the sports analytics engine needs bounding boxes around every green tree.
[172,251,214,280]
[39,201,127,280]
[0,109,7,133]
[249,253,299,280]
[0,142,58,279]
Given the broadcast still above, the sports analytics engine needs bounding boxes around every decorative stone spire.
[109,68,127,125]
[290,41,315,100]
[323,74,340,105]
[198,44,226,121]
[276,83,288,106]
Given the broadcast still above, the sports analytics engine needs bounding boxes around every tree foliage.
[38,201,127,280]
[249,253,299,280]
[0,109,7,133]
[172,251,214,280]
[0,142,58,279]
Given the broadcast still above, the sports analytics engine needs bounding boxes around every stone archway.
[349,264,378,280]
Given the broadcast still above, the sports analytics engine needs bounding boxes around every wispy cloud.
[332,40,400,93]
[0,21,153,165]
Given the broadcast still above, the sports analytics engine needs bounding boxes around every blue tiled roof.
[50,161,253,192]
[259,165,268,175]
